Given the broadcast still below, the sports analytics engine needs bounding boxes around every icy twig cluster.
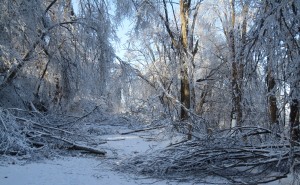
[121,126,300,184]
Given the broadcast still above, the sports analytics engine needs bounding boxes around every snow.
[0,123,296,185]
[0,157,173,185]
[0,125,189,185]
[1,157,103,185]
[0,156,295,185]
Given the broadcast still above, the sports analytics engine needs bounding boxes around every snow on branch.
[0,107,106,159]
[119,126,299,184]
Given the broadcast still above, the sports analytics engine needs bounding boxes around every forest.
[0,0,299,184]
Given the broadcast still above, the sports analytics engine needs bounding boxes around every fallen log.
[68,144,106,155]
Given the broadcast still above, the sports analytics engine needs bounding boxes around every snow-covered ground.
[0,123,188,185]
[0,121,297,185]
[0,157,187,185]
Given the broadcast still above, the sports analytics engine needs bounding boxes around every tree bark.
[267,66,278,124]
[290,99,299,142]
[180,62,190,119]
[179,0,191,120]
[228,0,242,127]
[229,0,247,127]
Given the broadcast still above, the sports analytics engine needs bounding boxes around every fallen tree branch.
[57,106,99,127]
[0,150,25,156]
[1,108,108,159]
[120,126,166,135]
[120,126,300,184]
[15,116,74,135]
[40,132,107,155]
[68,144,106,155]
[0,112,7,131]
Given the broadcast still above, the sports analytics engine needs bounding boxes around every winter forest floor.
[0,111,298,185]
[0,130,183,185]
[0,113,191,185]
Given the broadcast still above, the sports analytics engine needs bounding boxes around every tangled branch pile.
[121,127,300,184]
[0,107,106,160]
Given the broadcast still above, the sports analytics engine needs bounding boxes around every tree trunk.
[180,62,190,119]
[196,84,210,115]
[267,67,278,124]
[179,0,191,120]
[231,64,243,127]
[229,0,246,127]
[229,27,243,127]
[290,99,299,142]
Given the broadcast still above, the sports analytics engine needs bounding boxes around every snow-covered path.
[0,126,187,185]
[1,157,112,185]
[0,125,296,185]
[1,156,188,185]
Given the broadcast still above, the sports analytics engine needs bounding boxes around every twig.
[0,113,7,131]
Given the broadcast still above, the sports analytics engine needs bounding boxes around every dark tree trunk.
[290,99,299,142]
[267,68,278,124]
[180,64,190,119]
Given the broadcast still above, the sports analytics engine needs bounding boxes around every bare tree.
[0,0,114,111]
[247,0,300,137]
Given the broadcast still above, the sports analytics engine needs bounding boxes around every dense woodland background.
[0,0,300,184]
